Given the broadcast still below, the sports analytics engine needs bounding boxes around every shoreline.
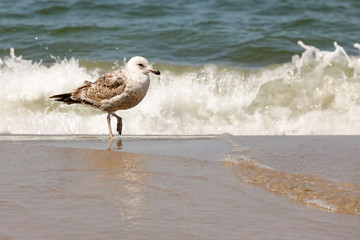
[1,135,359,239]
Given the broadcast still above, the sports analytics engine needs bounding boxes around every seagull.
[50,56,160,139]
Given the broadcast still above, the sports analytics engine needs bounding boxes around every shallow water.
[1,136,360,239]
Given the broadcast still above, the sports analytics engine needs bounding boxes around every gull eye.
[138,63,144,67]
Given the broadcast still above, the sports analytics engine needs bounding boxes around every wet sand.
[0,135,359,239]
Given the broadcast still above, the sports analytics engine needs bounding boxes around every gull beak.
[150,69,161,75]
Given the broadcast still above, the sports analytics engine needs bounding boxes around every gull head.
[126,56,161,76]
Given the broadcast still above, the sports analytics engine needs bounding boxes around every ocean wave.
[1,42,360,135]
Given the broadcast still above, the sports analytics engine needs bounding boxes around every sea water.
[1,0,360,135]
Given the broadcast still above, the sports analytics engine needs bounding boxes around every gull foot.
[116,117,123,135]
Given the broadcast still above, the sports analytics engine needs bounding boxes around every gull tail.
[49,93,80,105]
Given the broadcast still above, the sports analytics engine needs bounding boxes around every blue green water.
[1,0,360,135]
[1,0,359,66]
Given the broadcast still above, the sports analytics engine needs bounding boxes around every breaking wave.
[1,41,360,135]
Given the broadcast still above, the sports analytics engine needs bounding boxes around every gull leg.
[107,113,114,139]
[111,113,123,135]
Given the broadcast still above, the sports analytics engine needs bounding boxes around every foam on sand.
[221,134,360,216]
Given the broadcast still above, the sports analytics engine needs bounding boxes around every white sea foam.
[306,199,338,212]
[1,42,360,135]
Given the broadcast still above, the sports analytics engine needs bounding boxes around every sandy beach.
[0,135,359,239]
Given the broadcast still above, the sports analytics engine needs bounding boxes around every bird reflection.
[107,138,123,151]
[87,144,146,224]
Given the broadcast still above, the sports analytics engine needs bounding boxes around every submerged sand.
[0,135,359,239]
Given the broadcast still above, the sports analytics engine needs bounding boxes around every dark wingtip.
[49,93,79,104]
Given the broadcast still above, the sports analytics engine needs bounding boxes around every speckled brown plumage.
[50,56,160,139]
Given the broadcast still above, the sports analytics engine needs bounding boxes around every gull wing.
[72,70,127,107]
